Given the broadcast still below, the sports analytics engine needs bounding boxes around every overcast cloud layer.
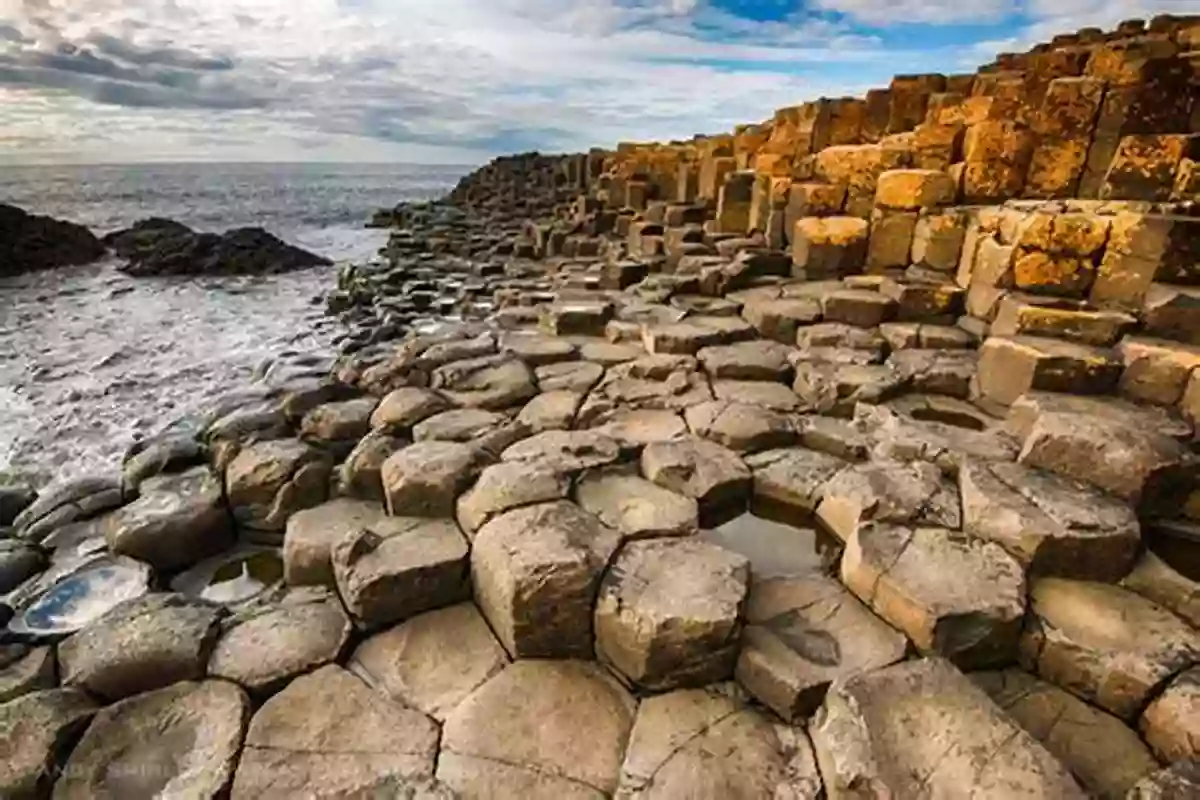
[0,0,1190,164]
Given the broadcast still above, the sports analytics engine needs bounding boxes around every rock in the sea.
[0,482,37,528]
[617,684,823,798]
[0,688,97,799]
[438,660,636,799]
[112,220,332,277]
[0,203,105,277]
[350,602,510,722]
[736,574,908,722]
[104,466,233,572]
[121,433,205,492]
[230,665,438,798]
[810,657,1086,798]
[471,501,620,659]
[55,680,249,798]
[102,217,193,259]
[332,516,470,629]
[58,593,222,702]
[207,587,352,696]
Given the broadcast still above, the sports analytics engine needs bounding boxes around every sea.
[0,162,469,484]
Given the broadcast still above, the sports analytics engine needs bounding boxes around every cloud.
[0,5,264,110]
[0,0,1187,163]
[85,32,234,71]
[811,0,1017,25]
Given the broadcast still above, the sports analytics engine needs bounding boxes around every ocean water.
[0,162,467,484]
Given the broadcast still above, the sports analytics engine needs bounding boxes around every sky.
[0,0,1193,165]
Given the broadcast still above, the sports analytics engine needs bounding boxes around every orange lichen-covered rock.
[866,210,918,272]
[1025,138,1091,199]
[962,121,1035,202]
[875,169,957,210]
[716,171,756,234]
[1102,134,1199,202]
[792,216,870,279]
[1089,211,1173,310]
[1013,251,1096,298]
[910,123,964,170]
[815,143,911,217]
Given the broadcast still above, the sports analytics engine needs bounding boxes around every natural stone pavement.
[6,14,1200,799]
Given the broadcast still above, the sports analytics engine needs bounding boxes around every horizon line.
[0,159,483,168]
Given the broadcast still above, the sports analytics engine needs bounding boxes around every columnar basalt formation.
[4,15,1200,800]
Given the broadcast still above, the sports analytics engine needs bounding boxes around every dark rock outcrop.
[107,220,332,277]
[0,203,105,277]
[102,218,194,260]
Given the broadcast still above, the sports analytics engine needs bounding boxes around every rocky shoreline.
[4,14,1200,799]
[1,203,332,279]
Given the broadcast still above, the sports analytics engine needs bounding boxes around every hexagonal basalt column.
[595,538,750,691]
[438,660,635,799]
[471,501,621,659]
[841,523,1025,669]
[332,516,470,630]
[1021,578,1200,721]
[225,439,333,537]
[618,684,823,798]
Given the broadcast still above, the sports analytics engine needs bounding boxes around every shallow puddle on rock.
[200,551,284,605]
[8,556,152,636]
[700,508,841,579]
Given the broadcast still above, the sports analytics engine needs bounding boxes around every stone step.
[990,293,1137,346]
[1114,335,1200,408]
[1021,577,1200,721]
[1006,391,1195,508]
[972,334,1122,411]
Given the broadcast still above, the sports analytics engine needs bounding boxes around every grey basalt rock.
[0,540,46,595]
[207,586,352,696]
[58,593,223,702]
[54,680,249,798]
[104,466,233,572]
[230,665,438,798]
[810,658,1086,799]
[595,538,749,691]
[0,688,97,799]
[13,476,125,544]
[332,516,470,630]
